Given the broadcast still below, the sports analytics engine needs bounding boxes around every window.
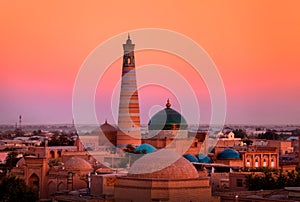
[271,159,275,167]
[236,179,243,187]
[57,150,62,157]
[50,150,55,158]
[263,159,267,167]
[255,159,259,167]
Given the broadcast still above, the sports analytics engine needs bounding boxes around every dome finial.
[166,98,171,108]
[105,119,107,124]
[126,33,132,44]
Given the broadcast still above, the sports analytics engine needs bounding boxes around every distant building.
[10,137,111,200]
[253,139,293,155]
[213,144,279,169]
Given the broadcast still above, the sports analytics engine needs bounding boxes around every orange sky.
[0,1,300,124]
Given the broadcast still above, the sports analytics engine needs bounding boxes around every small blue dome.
[134,144,156,154]
[217,148,240,159]
[197,154,211,163]
[183,154,199,162]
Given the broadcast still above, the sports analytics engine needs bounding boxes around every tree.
[232,129,247,139]
[0,175,38,202]
[258,130,279,140]
[119,144,143,168]
[46,132,75,146]
[124,144,135,153]
[5,151,20,170]
[246,169,300,190]
[243,139,253,146]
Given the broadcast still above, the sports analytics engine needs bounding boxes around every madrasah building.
[110,35,215,201]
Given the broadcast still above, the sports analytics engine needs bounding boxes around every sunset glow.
[1,1,300,124]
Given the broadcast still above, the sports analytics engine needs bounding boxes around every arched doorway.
[58,182,65,191]
[48,181,56,197]
[28,173,39,196]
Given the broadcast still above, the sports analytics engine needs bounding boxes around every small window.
[194,142,198,147]
[236,179,243,187]
[50,150,55,158]
[57,150,62,157]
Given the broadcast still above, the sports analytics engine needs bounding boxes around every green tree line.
[246,168,300,190]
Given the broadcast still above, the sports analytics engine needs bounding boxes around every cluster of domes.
[148,99,188,130]
[217,148,240,159]
[183,154,211,163]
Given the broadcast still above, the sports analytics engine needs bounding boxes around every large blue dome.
[217,148,240,159]
[197,154,211,163]
[134,144,157,154]
[183,154,199,162]
[148,99,187,130]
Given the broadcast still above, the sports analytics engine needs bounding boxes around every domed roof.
[217,148,240,159]
[134,144,156,154]
[16,157,25,168]
[128,149,198,179]
[183,154,199,162]
[100,120,117,132]
[197,154,211,163]
[148,99,188,130]
[64,157,93,171]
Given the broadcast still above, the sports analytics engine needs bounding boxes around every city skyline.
[1,1,300,125]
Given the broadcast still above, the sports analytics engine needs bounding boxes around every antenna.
[19,115,22,130]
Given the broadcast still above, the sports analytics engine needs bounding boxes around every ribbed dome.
[218,148,240,159]
[183,154,199,162]
[134,144,156,154]
[197,154,211,163]
[100,120,117,132]
[128,149,198,179]
[16,157,25,168]
[64,157,93,171]
[148,99,187,130]
[100,120,117,146]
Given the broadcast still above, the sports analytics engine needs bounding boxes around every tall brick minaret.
[117,34,141,147]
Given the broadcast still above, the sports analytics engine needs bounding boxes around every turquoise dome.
[217,148,240,159]
[134,144,157,154]
[183,154,199,162]
[148,99,188,130]
[197,154,211,163]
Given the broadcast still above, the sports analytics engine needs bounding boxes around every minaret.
[117,34,141,147]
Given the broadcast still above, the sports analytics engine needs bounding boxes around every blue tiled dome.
[197,154,211,163]
[183,154,199,162]
[134,144,157,154]
[217,148,240,159]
